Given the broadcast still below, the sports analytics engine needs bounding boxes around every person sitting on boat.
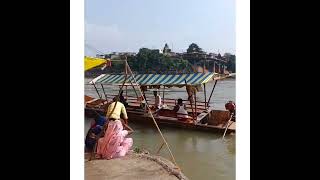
[106,96,129,125]
[119,90,128,107]
[138,94,148,112]
[96,119,133,159]
[174,98,190,121]
[153,90,162,110]
[225,101,236,122]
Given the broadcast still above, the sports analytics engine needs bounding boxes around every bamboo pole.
[129,79,139,98]
[125,61,139,99]
[126,61,179,169]
[156,142,165,155]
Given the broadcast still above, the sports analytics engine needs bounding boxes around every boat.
[85,72,235,134]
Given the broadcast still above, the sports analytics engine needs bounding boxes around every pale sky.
[85,0,235,56]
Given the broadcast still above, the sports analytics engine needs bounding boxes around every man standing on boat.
[106,95,129,125]
[186,85,195,104]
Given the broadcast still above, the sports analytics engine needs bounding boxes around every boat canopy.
[90,72,218,86]
[85,56,111,71]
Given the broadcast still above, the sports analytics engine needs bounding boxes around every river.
[85,78,235,180]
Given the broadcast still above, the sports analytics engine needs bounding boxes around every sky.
[85,0,235,56]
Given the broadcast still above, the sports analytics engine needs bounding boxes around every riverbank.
[85,150,188,180]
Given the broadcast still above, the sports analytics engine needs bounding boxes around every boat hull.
[85,107,235,134]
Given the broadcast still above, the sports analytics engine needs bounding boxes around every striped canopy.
[90,73,217,86]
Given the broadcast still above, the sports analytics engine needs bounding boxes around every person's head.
[178,98,183,105]
[113,95,119,102]
[153,91,157,97]
[225,101,235,112]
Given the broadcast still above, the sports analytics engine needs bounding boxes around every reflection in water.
[85,79,235,180]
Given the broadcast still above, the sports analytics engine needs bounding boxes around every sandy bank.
[85,151,188,180]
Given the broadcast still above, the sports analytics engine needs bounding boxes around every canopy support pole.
[207,80,218,107]
[163,85,165,104]
[194,91,197,122]
[92,83,103,105]
[100,84,108,103]
[125,60,128,99]
[204,83,207,109]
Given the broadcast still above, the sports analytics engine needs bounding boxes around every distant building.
[161,43,181,57]
[208,53,218,58]
[118,52,136,56]
[99,52,136,59]
[162,43,171,54]
[96,54,105,58]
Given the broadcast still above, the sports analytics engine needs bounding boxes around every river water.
[85,78,235,180]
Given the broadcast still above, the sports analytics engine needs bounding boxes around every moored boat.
[85,72,235,134]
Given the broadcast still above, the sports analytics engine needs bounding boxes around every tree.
[134,47,193,73]
[187,43,203,53]
[136,48,151,72]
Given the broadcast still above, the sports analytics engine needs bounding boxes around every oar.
[222,113,234,140]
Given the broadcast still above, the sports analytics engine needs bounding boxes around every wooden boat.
[85,72,235,134]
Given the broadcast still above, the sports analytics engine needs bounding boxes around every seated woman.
[96,120,133,159]
[173,98,190,121]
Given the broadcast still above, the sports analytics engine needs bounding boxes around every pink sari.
[97,120,133,159]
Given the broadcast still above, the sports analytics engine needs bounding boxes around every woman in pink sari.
[97,120,133,159]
